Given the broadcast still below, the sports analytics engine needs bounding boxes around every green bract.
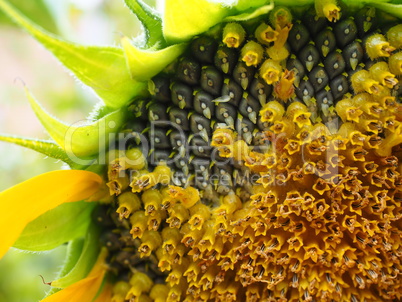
[13,202,95,252]
[122,38,188,80]
[50,225,100,289]
[27,89,127,158]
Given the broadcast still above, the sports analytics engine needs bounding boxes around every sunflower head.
[1,0,402,301]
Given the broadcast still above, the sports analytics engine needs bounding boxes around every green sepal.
[164,0,308,43]
[0,134,73,165]
[274,0,314,6]
[51,224,100,288]
[26,88,126,157]
[122,37,187,81]
[43,239,84,298]
[163,0,232,43]
[272,0,402,19]
[224,3,275,21]
[369,1,402,19]
[0,0,146,108]
[88,102,118,121]
[56,239,85,280]
[13,201,95,251]
[124,0,164,47]
[234,0,270,11]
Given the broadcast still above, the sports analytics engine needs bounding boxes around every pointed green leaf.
[0,0,58,32]
[124,0,164,47]
[163,0,233,43]
[0,134,73,165]
[26,88,126,158]
[13,201,95,251]
[51,224,100,288]
[43,239,85,298]
[0,0,147,108]
[122,37,187,81]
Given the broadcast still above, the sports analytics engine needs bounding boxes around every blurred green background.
[0,0,155,301]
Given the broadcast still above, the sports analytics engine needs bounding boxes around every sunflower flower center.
[95,4,402,302]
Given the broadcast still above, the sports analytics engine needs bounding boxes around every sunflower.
[1,0,402,301]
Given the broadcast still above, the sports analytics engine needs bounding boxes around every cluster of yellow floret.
[105,88,402,302]
[101,2,402,301]
[221,6,298,102]
[210,101,402,301]
[105,93,402,301]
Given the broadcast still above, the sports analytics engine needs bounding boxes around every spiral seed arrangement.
[94,4,402,302]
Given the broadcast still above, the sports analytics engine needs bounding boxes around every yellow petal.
[42,248,108,302]
[0,170,102,258]
[93,283,113,302]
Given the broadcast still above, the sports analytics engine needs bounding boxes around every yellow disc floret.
[270,6,293,29]
[386,24,402,49]
[315,0,341,22]
[149,284,169,302]
[352,93,383,118]
[222,22,246,48]
[138,230,162,257]
[335,98,363,123]
[126,272,153,301]
[369,61,398,88]
[116,191,141,219]
[351,70,382,94]
[365,33,396,60]
[260,100,285,123]
[112,281,130,302]
[274,69,296,101]
[376,123,402,157]
[389,51,402,76]
[255,23,279,45]
[260,59,282,84]
[167,185,200,208]
[286,101,312,128]
[142,189,162,216]
[241,41,264,66]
